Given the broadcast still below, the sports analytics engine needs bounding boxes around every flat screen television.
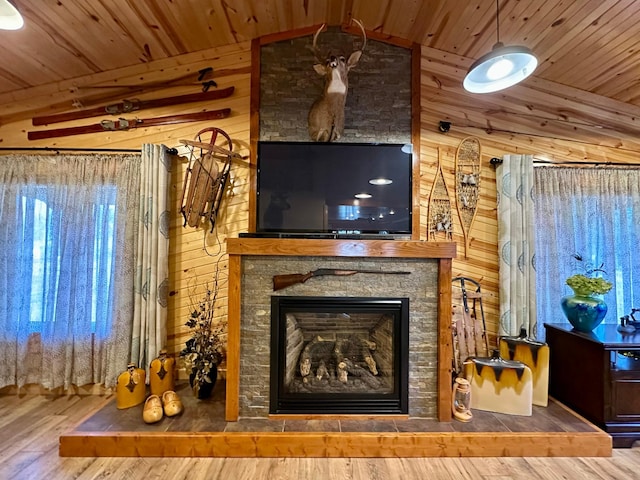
[255,141,413,237]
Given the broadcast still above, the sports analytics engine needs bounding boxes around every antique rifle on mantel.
[27,108,231,141]
[31,86,235,126]
[273,268,411,291]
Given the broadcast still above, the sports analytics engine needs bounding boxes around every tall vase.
[189,363,217,399]
[560,293,607,332]
[149,348,175,397]
[116,363,146,409]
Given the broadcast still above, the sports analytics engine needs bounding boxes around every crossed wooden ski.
[32,86,234,126]
[27,109,231,141]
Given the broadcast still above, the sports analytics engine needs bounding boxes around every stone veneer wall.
[238,255,439,418]
[260,27,412,143]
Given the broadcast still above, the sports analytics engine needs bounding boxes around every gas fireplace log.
[334,337,380,385]
[362,340,378,375]
[364,339,377,351]
[333,336,379,376]
[337,358,381,388]
[316,360,329,381]
[299,335,334,378]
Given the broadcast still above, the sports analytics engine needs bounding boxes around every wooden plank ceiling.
[1,0,639,135]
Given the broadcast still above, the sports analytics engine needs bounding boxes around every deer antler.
[312,24,327,63]
[351,18,367,53]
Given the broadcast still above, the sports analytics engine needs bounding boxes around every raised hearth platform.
[59,381,612,458]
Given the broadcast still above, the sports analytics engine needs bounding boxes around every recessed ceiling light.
[0,0,24,30]
[354,193,372,199]
[369,178,392,185]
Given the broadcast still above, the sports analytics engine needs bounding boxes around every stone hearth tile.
[224,418,284,432]
[339,420,398,432]
[395,418,455,432]
[539,402,599,432]
[165,416,227,432]
[450,409,510,432]
[283,420,341,432]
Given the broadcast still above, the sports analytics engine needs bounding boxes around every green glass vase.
[560,293,608,332]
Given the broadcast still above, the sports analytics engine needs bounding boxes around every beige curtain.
[130,144,172,376]
[0,153,140,389]
[496,154,538,338]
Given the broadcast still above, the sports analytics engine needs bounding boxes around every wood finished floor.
[2,382,640,480]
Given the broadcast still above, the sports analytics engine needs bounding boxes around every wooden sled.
[451,276,489,377]
[180,127,234,231]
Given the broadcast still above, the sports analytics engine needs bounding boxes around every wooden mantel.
[225,238,456,422]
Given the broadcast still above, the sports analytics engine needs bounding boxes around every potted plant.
[561,253,613,332]
[180,287,225,398]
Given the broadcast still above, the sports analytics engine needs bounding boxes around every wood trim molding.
[437,258,453,422]
[60,429,611,457]
[226,238,456,258]
[258,25,323,45]
[226,253,242,421]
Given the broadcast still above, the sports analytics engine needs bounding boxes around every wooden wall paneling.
[541,2,637,87]
[0,41,251,125]
[411,42,422,240]
[64,45,250,370]
[419,47,640,155]
[431,1,494,58]
[3,1,640,111]
[419,57,502,349]
[248,37,261,233]
[490,0,544,52]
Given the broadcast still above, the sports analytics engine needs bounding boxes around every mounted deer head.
[308,19,367,142]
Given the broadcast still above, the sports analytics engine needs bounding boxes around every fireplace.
[270,296,409,414]
[225,238,456,422]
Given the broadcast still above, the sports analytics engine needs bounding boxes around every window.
[534,167,640,325]
[18,184,117,336]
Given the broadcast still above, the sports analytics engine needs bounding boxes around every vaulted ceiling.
[1,0,639,144]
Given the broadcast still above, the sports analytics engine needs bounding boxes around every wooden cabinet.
[545,323,640,448]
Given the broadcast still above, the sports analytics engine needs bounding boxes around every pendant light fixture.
[0,0,24,30]
[463,0,537,93]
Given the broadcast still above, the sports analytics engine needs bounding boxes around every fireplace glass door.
[270,296,409,414]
